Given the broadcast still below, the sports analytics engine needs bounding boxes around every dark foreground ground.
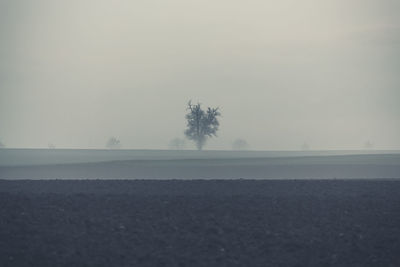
[1,179,400,267]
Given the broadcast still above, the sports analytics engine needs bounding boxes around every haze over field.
[1,0,399,150]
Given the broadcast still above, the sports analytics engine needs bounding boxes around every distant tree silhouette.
[48,143,56,149]
[301,142,310,151]
[232,138,249,150]
[184,101,221,150]
[0,140,5,149]
[106,137,121,149]
[364,140,373,150]
[169,138,186,150]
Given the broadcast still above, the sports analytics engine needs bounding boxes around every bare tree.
[169,138,186,150]
[184,101,221,150]
[232,138,249,150]
[48,143,56,149]
[301,142,310,151]
[364,140,373,150]
[106,137,121,149]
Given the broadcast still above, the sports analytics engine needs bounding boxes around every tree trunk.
[196,140,203,150]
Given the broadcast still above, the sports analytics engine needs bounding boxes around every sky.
[0,0,399,150]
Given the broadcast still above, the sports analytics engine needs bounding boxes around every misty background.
[0,0,399,150]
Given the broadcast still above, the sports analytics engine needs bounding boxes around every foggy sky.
[1,0,399,150]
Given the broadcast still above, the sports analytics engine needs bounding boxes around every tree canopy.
[184,101,221,150]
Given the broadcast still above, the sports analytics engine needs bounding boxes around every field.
[1,179,400,267]
[0,149,400,266]
[2,149,397,166]
[1,149,400,179]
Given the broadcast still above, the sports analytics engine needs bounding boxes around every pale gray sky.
[1,0,399,150]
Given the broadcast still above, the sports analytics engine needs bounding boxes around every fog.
[1,0,399,150]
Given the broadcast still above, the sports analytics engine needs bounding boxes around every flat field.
[1,149,400,179]
[1,179,400,267]
[1,150,399,266]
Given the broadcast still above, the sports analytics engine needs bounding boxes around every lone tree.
[301,142,310,151]
[169,138,186,150]
[232,138,249,150]
[106,136,121,149]
[364,140,373,150]
[184,101,221,150]
[48,143,56,149]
